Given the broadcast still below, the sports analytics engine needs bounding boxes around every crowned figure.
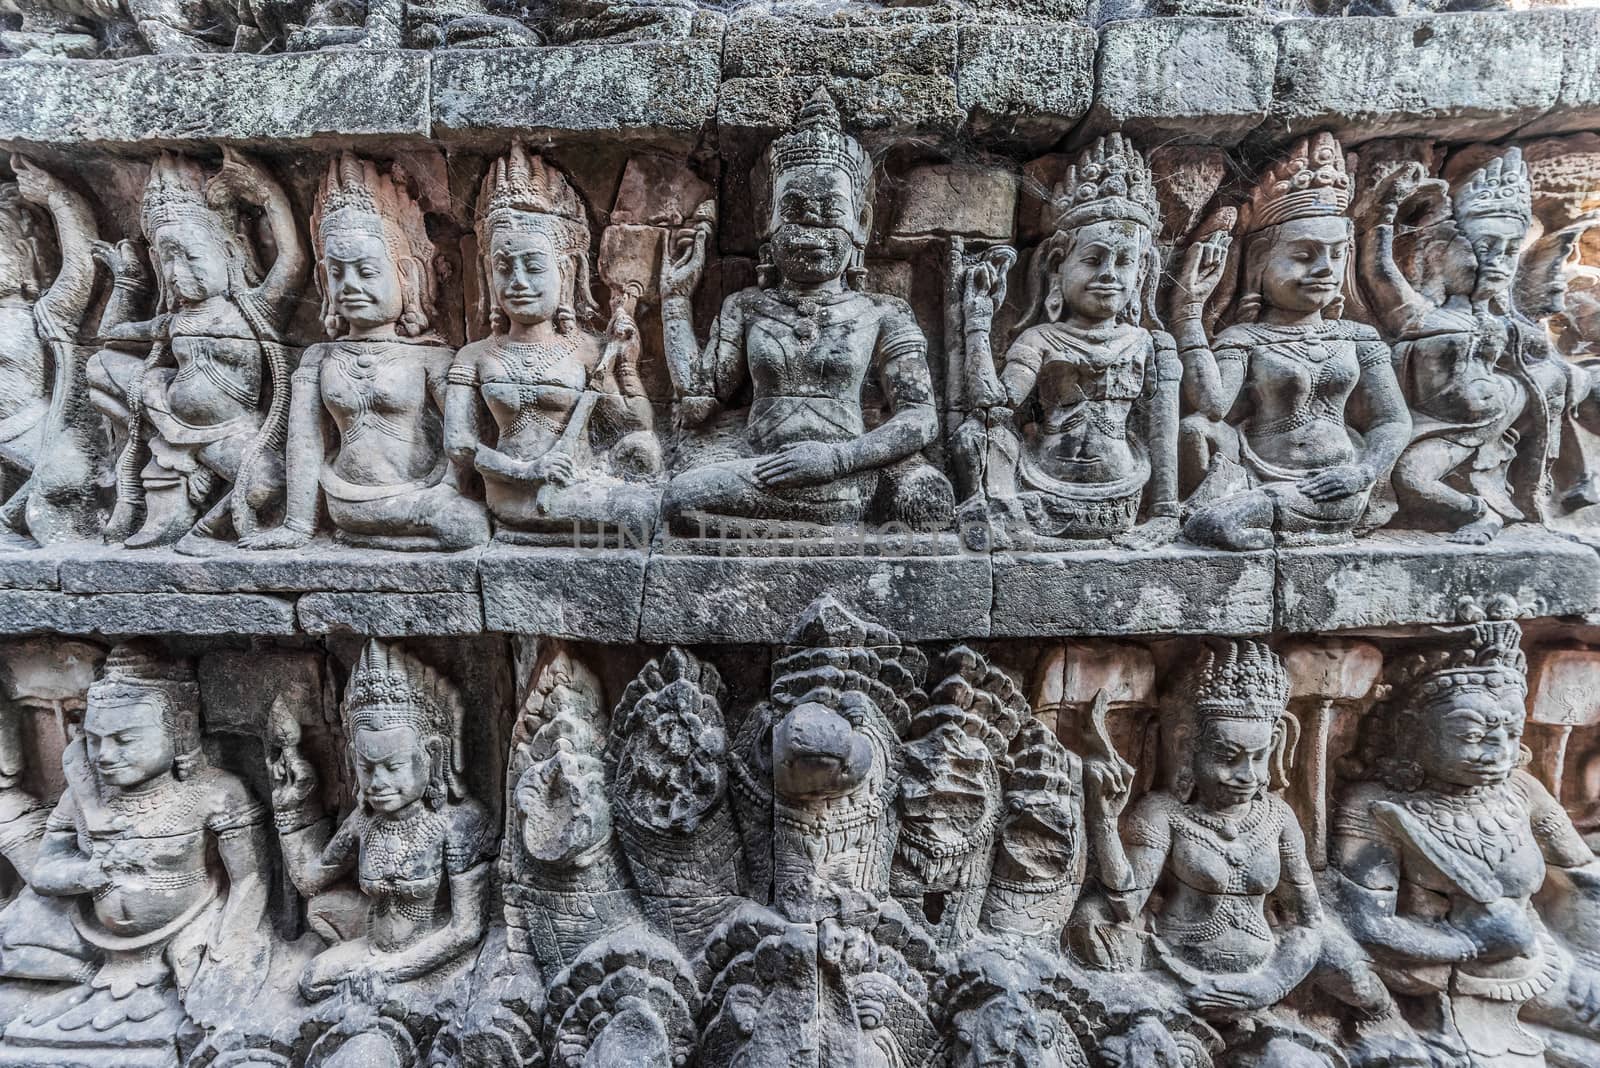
[951,133,1181,549]
[0,642,274,1067]
[443,142,662,544]
[1178,132,1412,551]
[243,153,488,553]
[658,90,954,539]
[1332,616,1600,1067]
[268,640,494,1007]
[87,150,308,555]
[1358,147,1544,544]
[1088,640,1341,1068]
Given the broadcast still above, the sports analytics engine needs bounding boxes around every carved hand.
[1171,232,1231,318]
[206,147,275,208]
[269,744,320,814]
[1453,896,1538,961]
[753,441,843,489]
[1356,162,1447,227]
[960,248,1014,329]
[11,155,63,206]
[92,238,152,288]
[1296,464,1374,503]
[533,451,577,487]
[660,207,713,302]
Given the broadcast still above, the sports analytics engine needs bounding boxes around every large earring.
[1045,275,1065,323]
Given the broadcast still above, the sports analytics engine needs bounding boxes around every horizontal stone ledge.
[0,50,431,149]
[431,40,722,142]
[296,591,485,636]
[0,590,296,635]
[56,543,480,594]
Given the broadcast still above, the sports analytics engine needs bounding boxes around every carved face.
[515,750,612,866]
[152,221,231,305]
[489,228,563,327]
[1058,219,1148,323]
[1192,717,1275,810]
[950,993,1073,1068]
[353,725,431,815]
[773,700,875,802]
[1415,687,1525,789]
[84,697,175,789]
[1259,216,1350,316]
[769,165,861,286]
[324,229,405,335]
[1460,214,1527,300]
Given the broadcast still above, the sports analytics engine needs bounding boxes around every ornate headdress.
[312,153,438,338]
[1453,147,1533,227]
[765,90,871,205]
[1242,132,1352,233]
[477,141,590,258]
[343,640,467,806]
[1051,134,1158,233]
[1393,619,1527,707]
[1192,639,1291,723]
[141,152,236,242]
[88,641,204,778]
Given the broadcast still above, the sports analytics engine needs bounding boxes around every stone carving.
[0,642,274,1067]
[951,134,1181,549]
[288,0,535,51]
[1357,147,1544,544]
[444,143,662,545]
[1088,639,1341,1067]
[1179,133,1413,551]
[1332,616,1600,1067]
[269,639,493,1006]
[245,152,488,552]
[660,91,954,540]
[88,150,307,555]
[0,158,105,550]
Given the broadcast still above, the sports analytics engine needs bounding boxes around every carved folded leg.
[661,456,873,536]
[1183,489,1276,552]
[328,485,491,552]
[868,455,955,533]
[1391,438,1501,544]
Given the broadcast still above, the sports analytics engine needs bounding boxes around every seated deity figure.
[269,640,494,1004]
[0,159,104,550]
[950,134,1181,549]
[1332,617,1600,1068]
[658,90,955,538]
[243,153,488,553]
[1358,148,1543,544]
[0,642,274,1063]
[1089,640,1340,1068]
[443,142,662,544]
[1177,133,1413,551]
[88,150,308,555]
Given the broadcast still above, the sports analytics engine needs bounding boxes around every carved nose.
[772,701,872,799]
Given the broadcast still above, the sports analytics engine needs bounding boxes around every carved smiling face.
[353,725,431,816]
[1192,717,1275,811]
[1057,219,1148,324]
[489,227,564,327]
[1259,215,1351,316]
[1460,214,1527,302]
[768,165,862,287]
[324,228,405,336]
[1416,687,1526,789]
[152,221,231,305]
[84,696,174,789]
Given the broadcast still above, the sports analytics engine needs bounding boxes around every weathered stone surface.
[957,23,1096,145]
[990,546,1274,637]
[1086,16,1276,146]
[1520,9,1600,137]
[296,591,484,635]
[57,545,480,594]
[431,41,720,140]
[0,591,295,635]
[0,550,62,590]
[1276,529,1600,633]
[639,554,992,643]
[717,74,965,141]
[724,14,956,78]
[1270,12,1567,145]
[479,545,646,642]
[0,52,429,148]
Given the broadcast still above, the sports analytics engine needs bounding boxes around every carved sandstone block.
[956,23,1097,146]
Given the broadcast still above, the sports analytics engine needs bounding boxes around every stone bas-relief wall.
[4,3,1600,1067]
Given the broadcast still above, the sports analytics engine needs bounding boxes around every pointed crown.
[141,152,234,241]
[477,141,590,258]
[344,640,464,747]
[315,152,434,267]
[1398,619,1527,705]
[766,90,871,199]
[1244,132,1352,233]
[1453,147,1533,226]
[1052,133,1158,233]
[1192,639,1290,723]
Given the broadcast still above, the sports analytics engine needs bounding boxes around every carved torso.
[318,341,450,489]
[1396,302,1520,432]
[1008,322,1153,484]
[0,302,48,432]
[164,297,265,431]
[468,333,595,460]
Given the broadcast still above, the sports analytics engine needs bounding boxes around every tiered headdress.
[1453,147,1533,227]
[765,90,872,206]
[88,641,203,778]
[312,153,438,337]
[1393,619,1527,707]
[476,141,590,258]
[1051,133,1158,233]
[141,152,235,243]
[343,640,467,806]
[1192,639,1291,723]
[1242,132,1352,234]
